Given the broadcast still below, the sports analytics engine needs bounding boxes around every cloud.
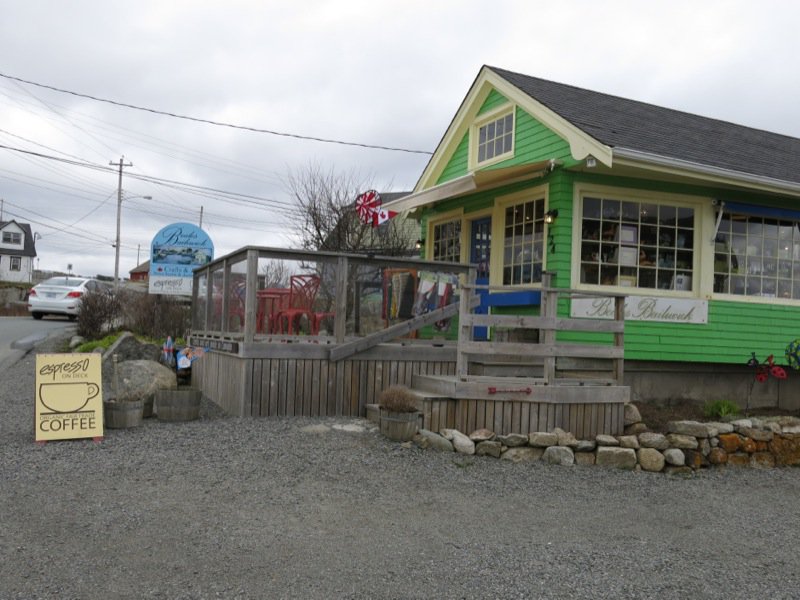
[1,0,799,277]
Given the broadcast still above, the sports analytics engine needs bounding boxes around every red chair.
[256,288,291,333]
[276,275,320,334]
[311,309,335,335]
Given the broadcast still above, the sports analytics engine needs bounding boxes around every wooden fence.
[191,341,456,418]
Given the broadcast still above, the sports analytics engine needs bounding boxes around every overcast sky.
[1,0,799,278]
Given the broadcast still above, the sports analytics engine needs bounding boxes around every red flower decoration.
[755,371,769,383]
[771,365,788,380]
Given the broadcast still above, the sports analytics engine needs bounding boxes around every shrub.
[379,386,419,413]
[77,289,121,340]
[703,399,740,419]
[119,290,190,341]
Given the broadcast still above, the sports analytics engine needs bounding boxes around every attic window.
[2,231,21,244]
[475,109,514,166]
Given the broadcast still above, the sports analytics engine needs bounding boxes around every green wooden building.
[384,66,800,406]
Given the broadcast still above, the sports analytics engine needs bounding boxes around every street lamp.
[114,194,152,288]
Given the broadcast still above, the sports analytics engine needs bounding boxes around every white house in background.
[0,220,37,282]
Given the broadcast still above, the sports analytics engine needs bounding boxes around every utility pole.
[199,205,204,228]
[111,156,132,288]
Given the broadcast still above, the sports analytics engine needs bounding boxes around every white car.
[27,276,110,320]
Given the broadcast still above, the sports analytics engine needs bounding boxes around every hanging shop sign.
[570,296,708,324]
[149,222,214,296]
[35,353,104,442]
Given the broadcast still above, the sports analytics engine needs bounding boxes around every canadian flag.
[373,208,397,226]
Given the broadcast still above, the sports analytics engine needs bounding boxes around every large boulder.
[415,429,454,452]
[441,429,475,455]
[637,448,665,472]
[624,403,642,426]
[501,447,543,463]
[542,446,574,466]
[101,332,161,364]
[595,447,637,470]
[769,433,800,466]
[102,359,177,415]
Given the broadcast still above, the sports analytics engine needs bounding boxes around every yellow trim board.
[415,67,612,192]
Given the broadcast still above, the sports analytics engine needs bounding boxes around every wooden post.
[221,259,230,334]
[541,272,556,384]
[456,267,477,381]
[613,294,625,385]
[243,249,258,343]
[191,271,200,330]
[334,256,348,343]
[205,268,216,333]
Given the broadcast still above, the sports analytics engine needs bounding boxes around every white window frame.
[469,105,515,170]
[572,185,704,297]
[9,256,21,271]
[492,186,550,287]
[2,231,22,245]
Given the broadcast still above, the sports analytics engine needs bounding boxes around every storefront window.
[431,219,461,262]
[714,215,800,299]
[502,198,545,285]
[579,196,695,291]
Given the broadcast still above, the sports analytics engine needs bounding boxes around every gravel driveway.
[2,332,800,599]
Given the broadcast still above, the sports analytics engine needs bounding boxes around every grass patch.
[703,399,740,419]
[74,333,122,353]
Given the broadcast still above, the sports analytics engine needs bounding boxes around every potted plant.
[378,386,420,442]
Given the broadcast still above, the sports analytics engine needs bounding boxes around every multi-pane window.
[2,232,21,244]
[502,198,545,285]
[431,219,461,262]
[9,256,21,271]
[714,215,800,299]
[579,196,695,290]
[477,112,514,164]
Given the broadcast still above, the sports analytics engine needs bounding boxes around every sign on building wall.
[35,354,103,442]
[149,222,214,295]
[570,296,708,324]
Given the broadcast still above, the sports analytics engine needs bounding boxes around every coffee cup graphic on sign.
[39,382,100,413]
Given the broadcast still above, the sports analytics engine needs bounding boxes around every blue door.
[470,217,492,340]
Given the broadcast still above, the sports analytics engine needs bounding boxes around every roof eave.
[613,148,800,198]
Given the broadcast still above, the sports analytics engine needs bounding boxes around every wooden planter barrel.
[104,399,144,429]
[156,388,201,422]
[380,409,420,442]
[142,396,154,419]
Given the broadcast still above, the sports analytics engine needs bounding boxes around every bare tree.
[285,163,415,255]
[260,259,291,288]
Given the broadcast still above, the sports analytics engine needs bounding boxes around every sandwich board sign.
[149,222,214,296]
[35,353,103,442]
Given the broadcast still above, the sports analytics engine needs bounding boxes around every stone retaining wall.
[398,404,800,475]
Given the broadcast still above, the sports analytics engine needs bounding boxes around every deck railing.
[456,273,625,386]
[190,246,471,345]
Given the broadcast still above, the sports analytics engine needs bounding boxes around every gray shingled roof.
[0,221,37,257]
[489,66,800,186]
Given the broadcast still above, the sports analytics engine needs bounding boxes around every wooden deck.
[189,248,629,436]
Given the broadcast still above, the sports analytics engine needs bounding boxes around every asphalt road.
[0,316,75,370]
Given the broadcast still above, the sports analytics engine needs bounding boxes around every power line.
[0,71,434,156]
[0,143,292,208]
